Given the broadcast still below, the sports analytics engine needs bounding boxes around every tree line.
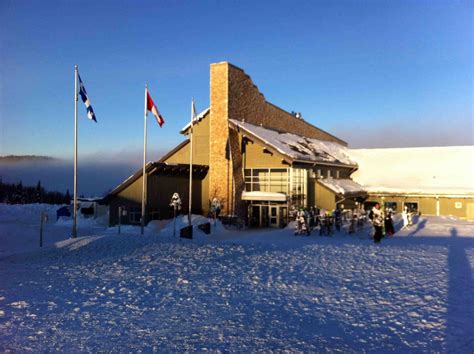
[0,178,71,205]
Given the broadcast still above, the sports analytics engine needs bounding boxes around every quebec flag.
[78,75,97,122]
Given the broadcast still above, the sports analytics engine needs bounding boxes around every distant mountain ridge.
[0,155,57,162]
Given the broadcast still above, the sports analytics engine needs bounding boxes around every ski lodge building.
[105,62,474,226]
[105,62,367,227]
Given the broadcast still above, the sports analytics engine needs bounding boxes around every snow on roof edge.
[180,108,210,134]
[230,119,357,166]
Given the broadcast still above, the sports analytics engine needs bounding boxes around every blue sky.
[1,0,472,160]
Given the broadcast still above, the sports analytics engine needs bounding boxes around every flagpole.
[72,65,78,239]
[141,84,148,235]
[188,98,194,226]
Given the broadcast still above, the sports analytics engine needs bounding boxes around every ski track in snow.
[0,205,473,352]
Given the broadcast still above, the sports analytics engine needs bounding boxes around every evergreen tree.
[64,189,71,205]
[35,180,43,203]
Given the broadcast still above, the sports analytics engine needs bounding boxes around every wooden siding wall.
[314,182,336,211]
[164,114,210,166]
[108,173,205,226]
[242,136,288,168]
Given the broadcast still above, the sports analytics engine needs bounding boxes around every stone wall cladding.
[209,63,232,214]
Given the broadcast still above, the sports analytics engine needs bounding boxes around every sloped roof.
[348,146,474,195]
[318,178,367,197]
[229,119,356,166]
[180,108,210,134]
[104,162,208,202]
[158,139,189,163]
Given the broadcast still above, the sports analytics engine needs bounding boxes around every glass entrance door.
[279,207,287,228]
[270,206,278,227]
[261,206,269,227]
[248,203,287,228]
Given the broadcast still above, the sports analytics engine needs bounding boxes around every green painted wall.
[315,181,336,210]
[109,172,206,226]
[165,113,210,166]
[243,138,288,168]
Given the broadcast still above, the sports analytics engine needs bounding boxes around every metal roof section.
[317,177,367,197]
[229,119,357,167]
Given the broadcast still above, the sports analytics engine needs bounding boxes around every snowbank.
[1,203,473,352]
[159,214,228,240]
[0,203,63,223]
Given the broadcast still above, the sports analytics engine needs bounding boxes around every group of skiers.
[293,207,344,236]
[369,203,418,243]
[293,203,410,242]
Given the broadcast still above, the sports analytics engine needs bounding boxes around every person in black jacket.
[372,203,384,243]
[385,208,395,236]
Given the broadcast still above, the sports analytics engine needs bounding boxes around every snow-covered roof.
[318,178,367,196]
[77,197,103,202]
[229,119,356,166]
[348,146,474,195]
[242,191,288,202]
[180,108,210,134]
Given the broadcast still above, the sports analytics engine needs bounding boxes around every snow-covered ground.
[1,204,473,352]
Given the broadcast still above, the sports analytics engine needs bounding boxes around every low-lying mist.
[0,150,166,197]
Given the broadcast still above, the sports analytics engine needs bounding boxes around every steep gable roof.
[229,119,357,167]
[103,162,208,202]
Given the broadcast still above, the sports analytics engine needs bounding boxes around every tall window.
[290,168,307,208]
[244,167,307,208]
[244,168,289,194]
[129,206,141,224]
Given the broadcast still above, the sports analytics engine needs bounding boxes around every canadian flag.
[146,90,165,127]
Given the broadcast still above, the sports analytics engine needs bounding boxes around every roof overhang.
[317,178,368,198]
[242,191,288,202]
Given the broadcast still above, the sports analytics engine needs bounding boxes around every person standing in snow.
[334,207,342,232]
[402,206,409,229]
[348,209,356,234]
[372,203,384,243]
[384,208,395,236]
[210,198,221,225]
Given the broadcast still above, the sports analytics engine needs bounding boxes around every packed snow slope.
[1,204,473,352]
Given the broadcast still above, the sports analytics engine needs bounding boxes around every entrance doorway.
[248,204,288,228]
